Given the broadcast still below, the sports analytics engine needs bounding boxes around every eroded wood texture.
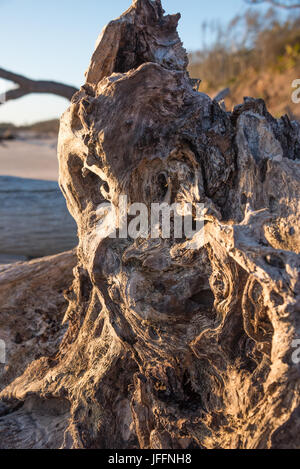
[0,0,299,449]
[0,251,76,391]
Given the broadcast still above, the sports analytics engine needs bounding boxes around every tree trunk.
[0,0,299,450]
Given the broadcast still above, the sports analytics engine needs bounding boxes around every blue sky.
[0,0,269,125]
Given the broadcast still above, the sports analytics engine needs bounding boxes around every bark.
[0,67,77,103]
[0,0,299,449]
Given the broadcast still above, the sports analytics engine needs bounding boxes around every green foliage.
[276,43,300,70]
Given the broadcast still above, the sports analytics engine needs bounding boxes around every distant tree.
[0,67,77,104]
[245,0,300,8]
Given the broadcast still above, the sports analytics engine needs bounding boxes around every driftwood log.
[0,0,299,449]
[0,67,77,103]
[0,176,77,259]
[0,251,76,393]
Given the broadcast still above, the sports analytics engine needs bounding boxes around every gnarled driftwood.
[0,0,299,449]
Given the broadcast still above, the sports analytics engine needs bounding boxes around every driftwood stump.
[0,0,299,449]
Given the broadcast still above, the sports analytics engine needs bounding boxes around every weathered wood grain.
[0,250,76,392]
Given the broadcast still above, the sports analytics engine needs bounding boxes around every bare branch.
[214,88,230,102]
[245,0,300,9]
[0,67,78,104]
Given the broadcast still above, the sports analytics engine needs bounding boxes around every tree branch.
[245,0,300,9]
[0,67,78,104]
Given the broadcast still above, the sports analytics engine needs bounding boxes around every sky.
[0,0,271,125]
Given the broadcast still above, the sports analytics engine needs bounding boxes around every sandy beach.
[0,136,59,181]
